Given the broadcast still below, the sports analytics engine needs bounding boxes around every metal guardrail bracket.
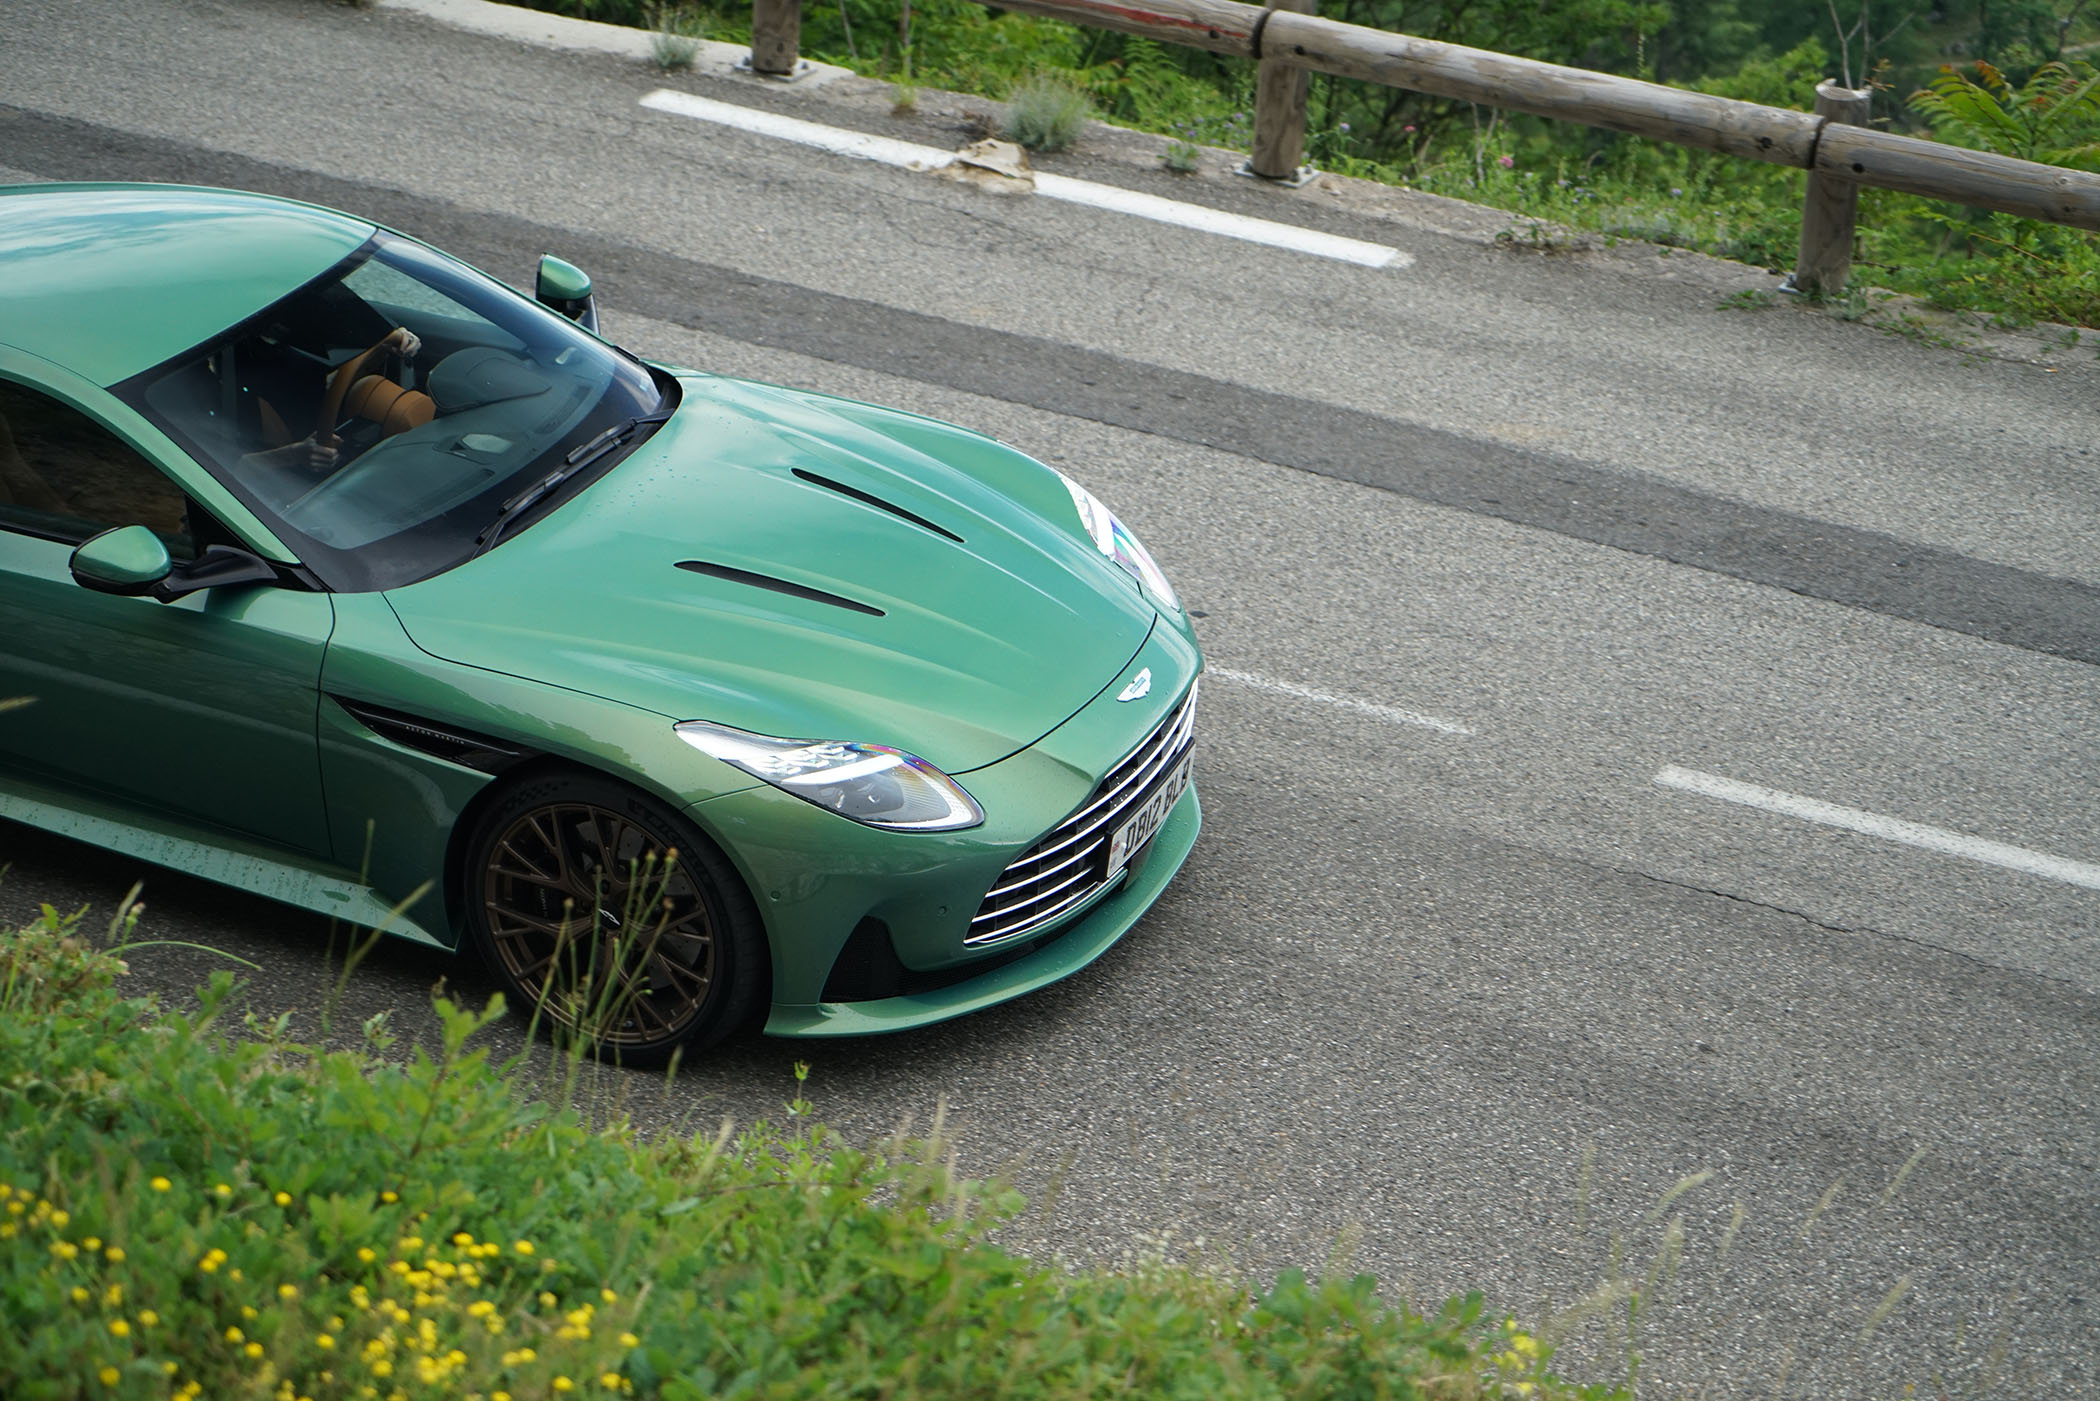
[735,57,816,82]
[1236,161,1318,188]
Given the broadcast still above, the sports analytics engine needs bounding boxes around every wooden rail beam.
[1260,13,1824,168]
[1816,124,2100,231]
[994,0,1260,59]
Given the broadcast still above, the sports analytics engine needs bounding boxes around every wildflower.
[109,1320,131,1338]
[279,1284,300,1301]
[1339,121,1350,131]
[244,1342,264,1360]
[104,1284,122,1307]
[275,1192,292,1207]
[513,1240,535,1256]
[83,1236,101,1250]
[225,1327,245,1344]
[381,1191,399,1204]
[150,1177,171,1192]
[1403,124,1416,133]
[104,1246,124,1263]
[600,1288,618,1304]
[619,1333,639,1348]
[600,1375,622,1390]
[139,1311,159,1327]
[51,1209,70,1228]
[213,1184,232,1199]
[554,1380,574,1394]
[72,1287,90,1305]
[453,1232,474,1247]
[1670,187,1682,196]
[1498,154,1515,168]
[98,1367,120,1386]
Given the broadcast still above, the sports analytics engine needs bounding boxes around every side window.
[0,380,194,558]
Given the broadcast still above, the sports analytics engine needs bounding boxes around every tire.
[463,771,765,1067]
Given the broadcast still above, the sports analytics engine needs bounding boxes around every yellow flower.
[599,1374,622,1390]
[380,1191,399,1204]
[109,1320,130,1338]
[71,1287,90,1305]
[494,1393,512,1401]
[51,1241,79,1260]
[104,1246,125,1263]
[539,1293,557,1310]
[97,1367,119,1386]
[51,1209,70,1228]
[226,1327,245,1344]
[278,1284,300,1301]
[514,1241,534,1256]
[317,1335,336,1351]
[1513,1332,1540,1357]
[618,1333,638,1348]
[600,1288,617,1304]
[242,1306,259,1320]
[244,1342,264,1360]
[83,1236,101,1250]
[358,1248,377,1264]
[468,1301,495,1317]
[452,1232,474,1247]
[274,1192,292,1207]
[150,1177,171,1192]
[213,1184,232,1199]
[139,1311,159,1327]
[553,1380,573,1394]
[371,1360,394,1379]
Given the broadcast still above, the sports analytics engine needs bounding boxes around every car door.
[0,375,336,858]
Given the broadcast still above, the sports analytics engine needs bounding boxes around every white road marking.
[639,90,1410,269]
[1208,667,1473,735]
[1655,766,2100,891]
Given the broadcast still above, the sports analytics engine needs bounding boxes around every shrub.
[1004,74,1092,153]
[0,901,1611,1400]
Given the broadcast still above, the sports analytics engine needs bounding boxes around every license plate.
[1106,754,1192,878]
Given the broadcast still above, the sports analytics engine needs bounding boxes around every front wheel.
[464,772,764,1066]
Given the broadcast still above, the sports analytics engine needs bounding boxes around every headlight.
[674,721,983,831]
[1058,472,1182,613]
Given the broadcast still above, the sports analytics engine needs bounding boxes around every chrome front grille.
[966,680,1198,946]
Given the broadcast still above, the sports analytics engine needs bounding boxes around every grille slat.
[966,680,1198,945]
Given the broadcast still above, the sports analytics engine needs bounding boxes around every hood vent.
[676,560,885,617]
[792,468,964,543]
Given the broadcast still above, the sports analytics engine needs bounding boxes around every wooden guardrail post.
[1790,82,1873,296]
[745,0,808,80]
[1246,0,1316,184]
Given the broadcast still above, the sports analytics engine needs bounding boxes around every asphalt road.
[1,2,2095,1396]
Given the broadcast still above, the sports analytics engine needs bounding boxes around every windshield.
[120,232,667,591]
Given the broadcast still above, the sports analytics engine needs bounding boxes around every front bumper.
[683,621,1201,1036]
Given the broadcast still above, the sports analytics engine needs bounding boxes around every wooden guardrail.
[744,0,2100,294]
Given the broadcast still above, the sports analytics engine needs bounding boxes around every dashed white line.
[1207,667,1473,735]
[638,90,1410,269]
[1655,766,2100,891]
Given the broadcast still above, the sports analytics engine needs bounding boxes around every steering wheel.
[316,327,418,448]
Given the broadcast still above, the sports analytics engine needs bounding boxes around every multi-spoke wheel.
[464,773,763,1065]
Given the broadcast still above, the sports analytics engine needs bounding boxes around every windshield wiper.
[473,409,674,555]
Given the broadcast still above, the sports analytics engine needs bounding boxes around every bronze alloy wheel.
[468,775,762,1062]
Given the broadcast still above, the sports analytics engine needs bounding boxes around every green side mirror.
[535,254,599,334]
[70,525,171,596]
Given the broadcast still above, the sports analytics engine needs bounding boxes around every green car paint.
[0,182,1202,1047]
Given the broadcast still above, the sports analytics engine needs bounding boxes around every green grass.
[0,899,1618,1400]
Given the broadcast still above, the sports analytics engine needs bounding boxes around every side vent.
[675,561,885,617]
[791,468,964,543]
[335,699,534,774]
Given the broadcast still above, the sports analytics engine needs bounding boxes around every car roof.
[0,183,375,388]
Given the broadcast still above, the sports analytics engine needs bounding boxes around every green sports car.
[0,183,1201,1063]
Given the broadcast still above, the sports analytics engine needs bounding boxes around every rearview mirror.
[70,525,171,596]
[536,254,600,334]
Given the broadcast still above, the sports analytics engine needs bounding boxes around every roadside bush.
[0,901,1613,1400]
[1004,74,1094,152]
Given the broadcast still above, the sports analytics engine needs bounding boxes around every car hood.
[383,375,1157,773]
